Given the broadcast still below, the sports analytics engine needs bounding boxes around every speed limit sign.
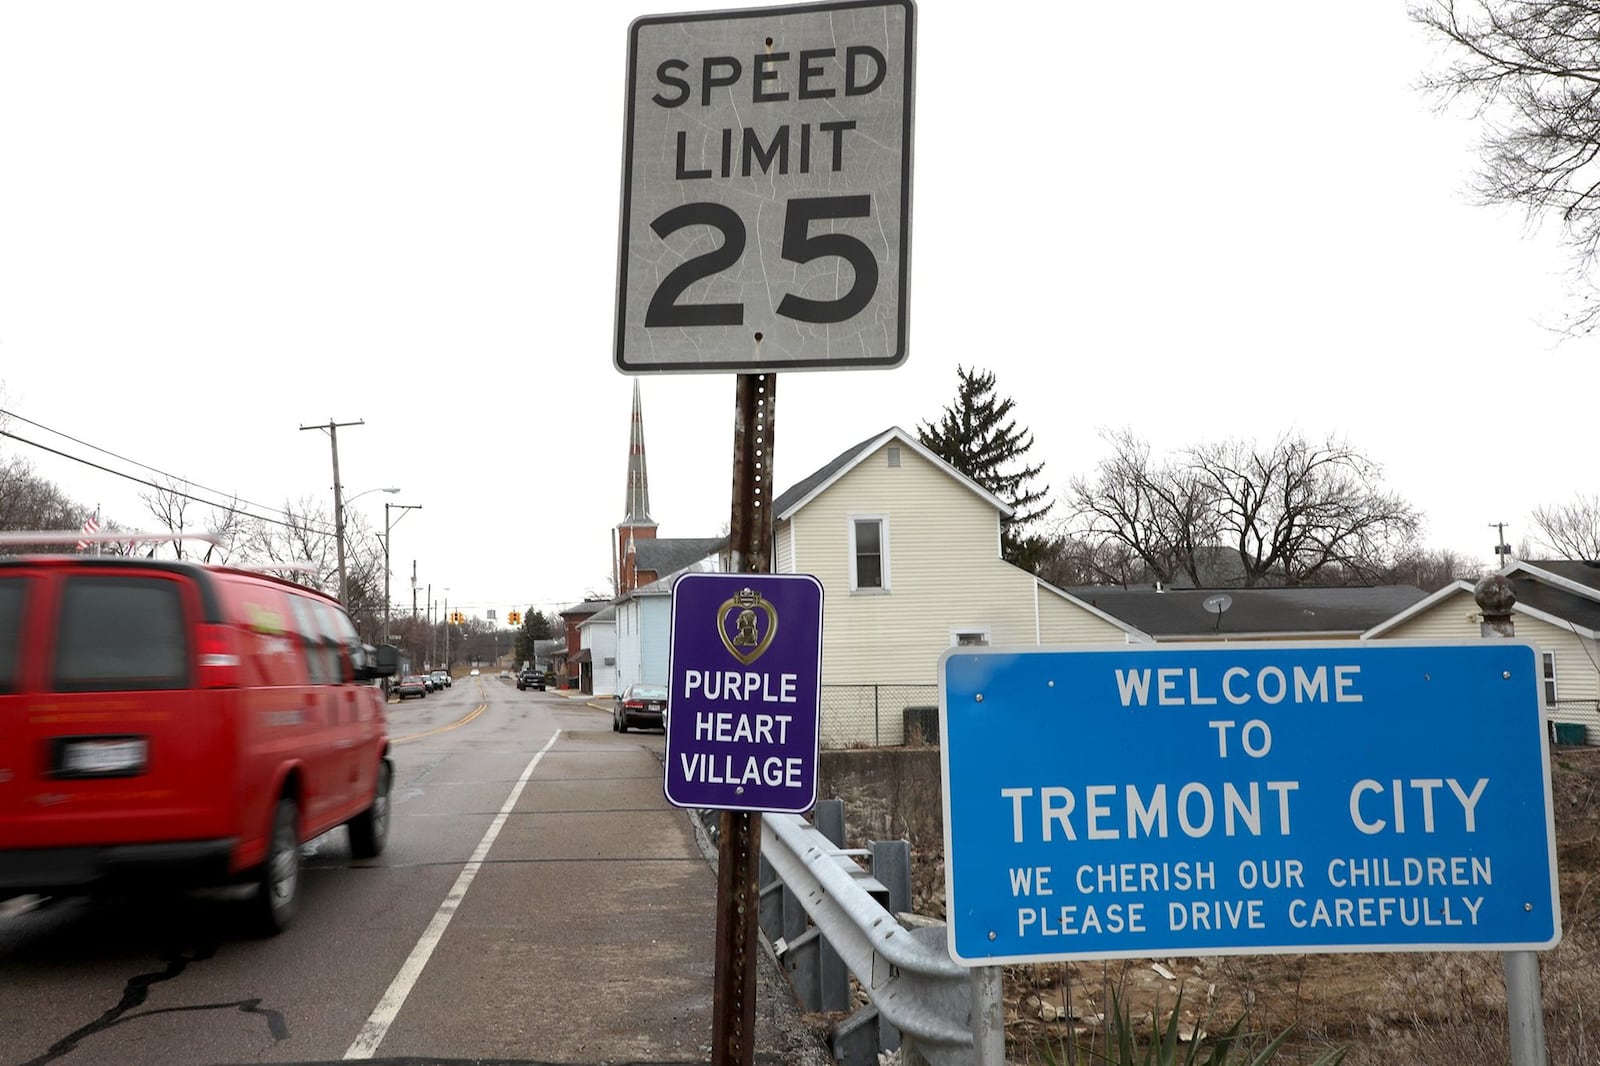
[616,0,915,373]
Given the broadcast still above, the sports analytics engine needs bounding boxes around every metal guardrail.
[758,809,1003,1066]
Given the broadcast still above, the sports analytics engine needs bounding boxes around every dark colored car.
[517,667,545,691]
[613,682,668,733]
[395,674,428,700]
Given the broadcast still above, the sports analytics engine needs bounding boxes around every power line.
[0,427,336,536]
[1,407,323,528]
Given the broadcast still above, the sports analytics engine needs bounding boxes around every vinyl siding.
[639,596,673,685]
[788,441,1122,685]
[1038,587,1134,644]
[775,520,795,573]
[1370,588,1600,742]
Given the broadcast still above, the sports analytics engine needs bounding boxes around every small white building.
[577,604,618,697]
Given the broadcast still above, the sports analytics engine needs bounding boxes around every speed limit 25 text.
[640,44,893,330]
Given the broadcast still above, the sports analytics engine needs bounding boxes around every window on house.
[850,516,889,591]
[952,628,989,647]
[886,446,901,468]
[1543,651,1557,705]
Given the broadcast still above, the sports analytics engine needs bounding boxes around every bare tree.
[1066,431,1422,588]
[140,476,248,561]
[1192,434,1422,587]
[1065,428,1221,586]
[1413,1,1600,329]
[249,497,339,595]
[1383,546,1483,591]
[0,454,81,540]
[1530,493,1600,558]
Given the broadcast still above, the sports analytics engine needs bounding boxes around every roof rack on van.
[0,531,224,548]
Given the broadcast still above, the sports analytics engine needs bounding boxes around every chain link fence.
[820,683,940,748]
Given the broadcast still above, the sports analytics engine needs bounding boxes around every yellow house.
[1362,560,1600,743]
[770,427,1137,744]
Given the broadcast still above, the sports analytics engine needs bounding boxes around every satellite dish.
[1203,594,1232,629]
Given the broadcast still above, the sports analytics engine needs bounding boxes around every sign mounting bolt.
[975,693,984,703]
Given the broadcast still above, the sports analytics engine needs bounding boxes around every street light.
[382,500,422,644]
[336,486,400,604]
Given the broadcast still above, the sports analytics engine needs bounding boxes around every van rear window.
[54,577,190,692]
[0,578,24,693]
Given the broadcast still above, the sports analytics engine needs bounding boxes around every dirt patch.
[822,744,1600,1064]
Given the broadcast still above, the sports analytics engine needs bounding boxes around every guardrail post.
[870,839,912,916]
[814,798,845,846]
[812,799,852,1011]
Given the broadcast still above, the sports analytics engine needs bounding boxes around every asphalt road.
[0,676,830,1066]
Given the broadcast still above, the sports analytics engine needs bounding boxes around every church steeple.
[615,379,658,595]
[623,378,653,524]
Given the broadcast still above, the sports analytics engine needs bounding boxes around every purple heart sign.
[665,572,823,813]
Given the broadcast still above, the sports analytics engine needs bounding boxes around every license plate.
[648,701,664,711]
[57,737,148,777]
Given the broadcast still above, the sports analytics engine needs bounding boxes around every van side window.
[0,578,26,694]
[308,600,357,684]
[54,577,189,692]
[285,593,337,686]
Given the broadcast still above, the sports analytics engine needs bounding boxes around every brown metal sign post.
[711,372,776,1066]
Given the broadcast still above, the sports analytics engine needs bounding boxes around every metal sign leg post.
[1476,574,1548,1066]
[711,372,776,1066]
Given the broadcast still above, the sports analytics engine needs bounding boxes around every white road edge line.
[343,729,562,1060]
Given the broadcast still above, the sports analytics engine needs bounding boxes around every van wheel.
[252,798,301,935]
[348,760,392,859]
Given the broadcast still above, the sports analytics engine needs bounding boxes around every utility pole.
[300,417,364,603]
[444,589,450,671]
[382,501,421,645]
[1491,522,1513,569]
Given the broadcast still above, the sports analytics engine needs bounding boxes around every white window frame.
[848,514,891,593]
[1543,650,1558,705]
[950,627,990,647]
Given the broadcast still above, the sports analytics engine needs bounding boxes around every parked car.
[395,674,428,700]
[0,539,397,934]
[613,682,669,733]
[517,667,545,691]
[430,670,451,689]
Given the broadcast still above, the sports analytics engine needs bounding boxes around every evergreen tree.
[917,366,1053,566]
[513,609,556,664]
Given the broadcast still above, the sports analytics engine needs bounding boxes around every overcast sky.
[0,2,1590,621]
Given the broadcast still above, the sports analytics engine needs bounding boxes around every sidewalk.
[538,688,833,1065]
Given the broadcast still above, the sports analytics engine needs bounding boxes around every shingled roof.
[1068,585,1429,639]
[634,536,726,578]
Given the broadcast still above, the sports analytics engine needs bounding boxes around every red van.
[0,550,396,933]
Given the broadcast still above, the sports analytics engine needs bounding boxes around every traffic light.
[450,610,465,625]
[508,610,522,626]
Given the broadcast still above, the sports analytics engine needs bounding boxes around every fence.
[820,683,940,749]
[1549,698,1599,746]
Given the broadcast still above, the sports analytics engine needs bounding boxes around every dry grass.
[830,745,1600,1064]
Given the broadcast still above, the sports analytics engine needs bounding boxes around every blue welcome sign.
[665,573,823,813]
[940,640,1560,964]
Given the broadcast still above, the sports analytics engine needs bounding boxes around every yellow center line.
[393,702,487,743]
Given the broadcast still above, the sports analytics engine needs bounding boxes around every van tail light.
[197,624,243,688]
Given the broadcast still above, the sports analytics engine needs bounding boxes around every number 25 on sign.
[616,0,915,374]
